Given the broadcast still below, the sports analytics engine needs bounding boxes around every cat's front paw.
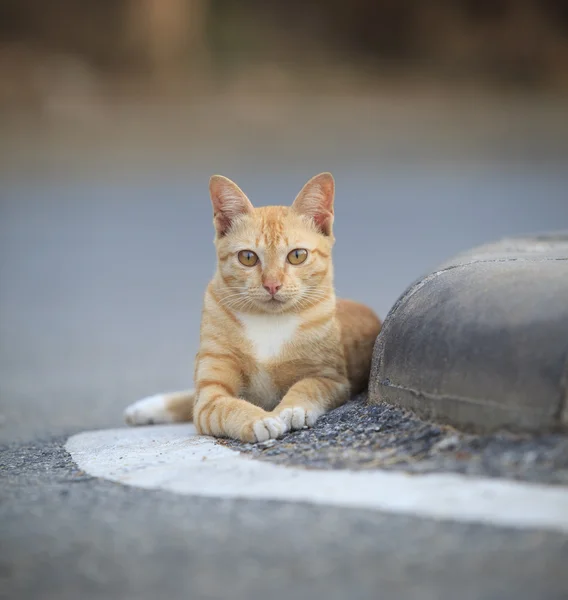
[247,416,288,443]
[277,407,321,431]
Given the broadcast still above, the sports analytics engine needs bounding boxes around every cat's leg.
[194,365,287,442]
[125,390,195,425]
[273,376,350,431]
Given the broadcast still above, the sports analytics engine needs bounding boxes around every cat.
[124,172,381,442]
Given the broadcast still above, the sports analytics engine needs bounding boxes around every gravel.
[226,394,568,485]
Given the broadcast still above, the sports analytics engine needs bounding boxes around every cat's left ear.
[209,175,254,237]
[291,172,335,236]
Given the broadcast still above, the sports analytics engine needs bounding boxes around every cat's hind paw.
[124,394,173,426]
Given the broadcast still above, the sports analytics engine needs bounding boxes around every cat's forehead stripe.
[258,209,286,247]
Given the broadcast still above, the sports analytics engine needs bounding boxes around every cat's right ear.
[292,172,335,236]
[209,175,254,237]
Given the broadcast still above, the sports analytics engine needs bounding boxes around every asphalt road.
[2,93,568,599]
[3,437,568,600]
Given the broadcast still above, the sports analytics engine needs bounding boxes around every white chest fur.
[236,312,300,362]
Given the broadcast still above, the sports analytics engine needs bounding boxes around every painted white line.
[66,425,568,533]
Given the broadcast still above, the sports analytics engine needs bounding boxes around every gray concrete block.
[369,233,568,432]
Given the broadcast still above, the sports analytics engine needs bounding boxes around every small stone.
[258,439,277,448]
[432,435,461,452]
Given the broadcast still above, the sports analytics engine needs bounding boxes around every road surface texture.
[1,89,568,599]
[229,395,568,484]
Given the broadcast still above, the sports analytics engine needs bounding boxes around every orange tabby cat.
[125,173,381,442]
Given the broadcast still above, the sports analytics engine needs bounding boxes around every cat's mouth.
[259,295,288,310]
[252,292,292,312]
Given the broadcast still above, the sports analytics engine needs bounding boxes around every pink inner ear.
[314,211,331,230]
[292,173,335,235]
[304,189,333,235]
[215,212,232,236]
[210,176,254,236]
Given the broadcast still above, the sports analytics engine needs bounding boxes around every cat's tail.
[124,390,195,426]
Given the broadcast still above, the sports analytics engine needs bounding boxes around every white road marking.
[66,425,568,534]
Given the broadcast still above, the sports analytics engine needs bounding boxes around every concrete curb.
[369,233,568,432]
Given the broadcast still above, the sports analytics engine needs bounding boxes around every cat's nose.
[263,281,282,296]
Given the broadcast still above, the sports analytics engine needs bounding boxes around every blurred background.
[1,0,568,441]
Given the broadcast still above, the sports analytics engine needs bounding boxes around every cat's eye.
[287,248,308,265]
[238,250,259,267]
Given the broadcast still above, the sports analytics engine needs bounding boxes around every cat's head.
[209,173,335,314]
